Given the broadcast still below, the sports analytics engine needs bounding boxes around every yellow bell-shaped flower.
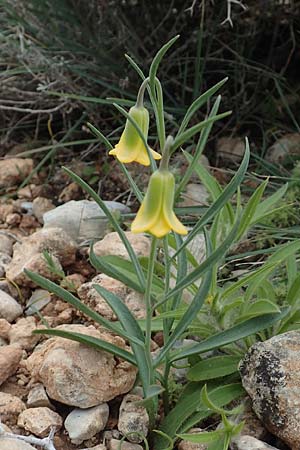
[131,169,188,238]
[109,105,161,166]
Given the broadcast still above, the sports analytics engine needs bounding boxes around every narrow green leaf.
[287,273,300,305]
[24,270,143,346]
[177,78,228,135]
[63,167,145,288]
[166,218,241,300]
[172,111,232,152]
[187,356,241,381]
[172,143,249,259]
[149,35,180,92]
[34,329,137,365]
[251,183,288,224]
[236,180,268,240]
[170,308,289,362]
[238,299,281,322]
[177,430,222,444]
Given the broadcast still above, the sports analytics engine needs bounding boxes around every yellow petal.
[134,147,162,166]
[164,210,188,235]
[148,216,171,238]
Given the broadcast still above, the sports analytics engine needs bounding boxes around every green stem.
[159,135,174,171]
[144,236,158,428]
[136,77,149,108]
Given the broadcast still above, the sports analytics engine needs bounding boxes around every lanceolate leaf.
[24,270,144,346]
[187,355,241,381]
[170,307,289,362]
[33,329,137,365]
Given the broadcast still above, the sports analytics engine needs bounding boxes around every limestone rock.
[27,383,52,408]
[78,274,146,321]
[179,183,209,208]
[178,428,208,450]
[0,158,34,188]
[0,233,14,255]
[83,446,107,450]
[65,403,109,444]
[266,133,300,164]
[25,289,51,315]
[6,227,77,286]
[17,407,62,437]
[231,435,280,450]
[0,438,36,450]
[118,394,149,443]
[216,137,245,163]
[108,439,143,450]
[9,317,40,351]
[93,231,150,260]
[239,331,300,449]
[0,252,12,278]
[43,200,130,243]
[0,318,11,340]
[26,324,137,408]
[32,197,55,224]
[0,344,22,386]
[0,392,26,425]
[0,290,23,323]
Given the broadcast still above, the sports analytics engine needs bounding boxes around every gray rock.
[0,438,36,450]
[43,200,130,243]
[179,183,209,208]
[25,289,51,315]
[65,403,109,444]
[216,137,245,163]
[239,331,300,450]
[0,290,23,322]
[118,394,149,443]
[265,133,300,164]
[93,231,150,259]
[231,435,279,450]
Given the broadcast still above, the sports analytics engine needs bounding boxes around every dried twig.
[221,0,247,27]
[0,423,58,450]
[0,101,68,114]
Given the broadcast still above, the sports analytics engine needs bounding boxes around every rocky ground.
[0,149,300,450]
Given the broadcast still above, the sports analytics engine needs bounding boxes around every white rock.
[0,438,36,450]
[17,407,62,437]
[118,394,149,443]
[26,324,137,408]
[65,403,109,444]
[9,317,40,351]
[0,290,23,322]
[25,289,51,315]
[0,252,11,278]
[43,200,130,243]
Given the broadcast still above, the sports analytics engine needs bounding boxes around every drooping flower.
[131,169,188,238]
[109,105,161,166]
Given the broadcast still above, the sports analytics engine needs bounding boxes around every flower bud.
[109,105,161,166]
[131,169,187,238]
